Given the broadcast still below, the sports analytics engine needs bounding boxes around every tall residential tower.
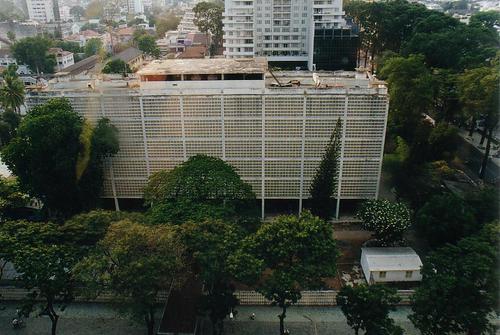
[223,0,346,69]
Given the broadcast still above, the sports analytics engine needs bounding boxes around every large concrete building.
[223,0,346,69]
[26,58,388,217]
[26,0,55,23]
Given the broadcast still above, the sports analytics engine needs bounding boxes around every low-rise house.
[54,55,99,77]
[49,48,75,71]
[115,26,135,44]
[110,47,144,71]
[360,247,423,284]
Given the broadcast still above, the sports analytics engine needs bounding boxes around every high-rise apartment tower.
[223,0,346,69]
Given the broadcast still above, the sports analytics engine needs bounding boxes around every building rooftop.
[137,57,268,76]
[111,47,143,63]
[55,55,99,77]
[362,247,423,272]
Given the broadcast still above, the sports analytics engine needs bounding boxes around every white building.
[26,0,55,23]
[178,6,199,33]
[49,48,74,71]
[223,0,346,69]
[128,0,144,14]
[26,58,388,217]
[361,247,423,284]
[59,5,72,22]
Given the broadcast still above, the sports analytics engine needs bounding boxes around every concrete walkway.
[224,306,421,335]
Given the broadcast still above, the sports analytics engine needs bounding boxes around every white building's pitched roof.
[362,247,423,272]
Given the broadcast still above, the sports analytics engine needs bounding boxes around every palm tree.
[0,65,25,115]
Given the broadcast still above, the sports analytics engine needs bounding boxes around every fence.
[0,287,413,306]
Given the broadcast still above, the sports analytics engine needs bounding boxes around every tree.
[410,233,498,335]
[155,11,181,38]
[193,1,224,54]
[470,11,500,31]
[102,59,132,74]
[52,40,82,54]
[464,186,499,225]
[136,35,160,58]
[337,284,403,335]
[0,110,20,147]
[458,62,499,179]
[75,220,187,335]
[0,220,79,335]
[6,31,16,43]
[70,5,85,21]
[85,0,104,19]
[228,211,338,335]
[11,36,56,74]
[144,155,258,229]
[357,199,411,246]
[84,38,104,57]
[416,194,477,248]
[379,55,434,142]
[0,64,25,114]
[309,118,341,219]
[178,219,244,335]
[1,98,119,218]
[0,176,29,220]
[427,122,458,160]
[0,0,26,21]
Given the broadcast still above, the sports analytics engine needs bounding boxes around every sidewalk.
[458,129,500,168]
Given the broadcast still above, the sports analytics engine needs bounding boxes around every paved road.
[457,131,499,184]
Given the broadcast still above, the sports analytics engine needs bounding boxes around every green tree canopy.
[228,211,338,335]
[357,199,411,246]
[379,54,433,142]
[144,155,258,228]
[84,38,104,57]
[1,98,119,218]
[70,6,85,21]
[0,176,29,220]
[193,1,224,52]
[337,284,403,335]
[136,35,160,58]
[0,220,81,335]
[410,229,498,335]
[0,64,25,114]
[177,219,244,335]
[309,118,341,219]
[75,219,187,335]
[416,194,478,248]
[155,11,181,38]
[102,59,131,74]
[464,186,499,225]
[11,36,56,74]
[85,0,104,19]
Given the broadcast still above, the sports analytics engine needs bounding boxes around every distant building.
[49,48,75,71]
[0,49,31,75]
[157,31,210,56]
[361,247,423,284]
[127,0,144,14]
[27,58,388,217]
[110,47,144,70]
[313,27,359,71]
[54,55,99,77]
[115,27,136,44]
[26,0,55,23]
[177,6,198,33]
[59,5,72,22]
[223,0,346,69]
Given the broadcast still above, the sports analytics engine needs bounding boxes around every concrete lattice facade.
[26,63,387,217]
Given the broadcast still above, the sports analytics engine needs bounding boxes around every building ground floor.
[101,197,365,220]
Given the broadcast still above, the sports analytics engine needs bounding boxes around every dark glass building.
[313,28,359,71]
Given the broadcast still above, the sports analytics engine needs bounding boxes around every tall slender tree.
[309,118,342,219]
[0,64,25,114]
